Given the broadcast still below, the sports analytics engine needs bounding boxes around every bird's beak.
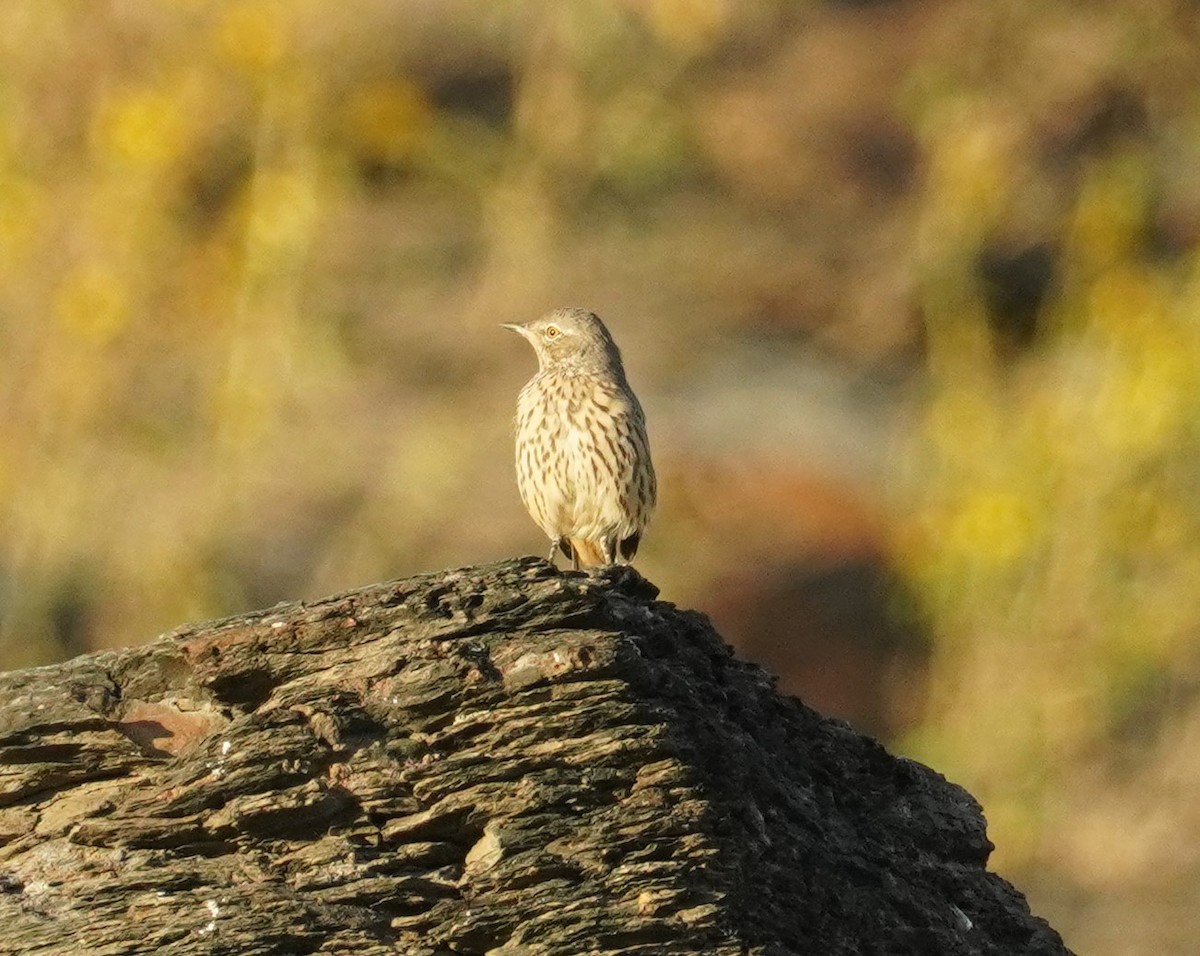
[501,323,530,340]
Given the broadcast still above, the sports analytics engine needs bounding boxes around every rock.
[0,557,1069,955]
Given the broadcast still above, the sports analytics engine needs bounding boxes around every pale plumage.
[503,308,656,568]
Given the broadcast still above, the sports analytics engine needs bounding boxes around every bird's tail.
[568,537,609,568]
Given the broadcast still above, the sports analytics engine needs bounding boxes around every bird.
[503,308,656,569]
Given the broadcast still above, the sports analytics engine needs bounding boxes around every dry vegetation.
[2,1,1200,953]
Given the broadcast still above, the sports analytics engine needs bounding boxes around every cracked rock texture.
[0,557,1070,955]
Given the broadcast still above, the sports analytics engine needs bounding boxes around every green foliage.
[897,17,1200,868]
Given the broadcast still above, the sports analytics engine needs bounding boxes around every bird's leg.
[571,544,580,571]
[546,541,559,565]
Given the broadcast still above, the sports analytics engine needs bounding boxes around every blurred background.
[3,0,1200,951]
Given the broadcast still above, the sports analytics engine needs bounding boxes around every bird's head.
[503,308,624,374]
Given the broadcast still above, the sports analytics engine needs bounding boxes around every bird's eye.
[544,326,560,338]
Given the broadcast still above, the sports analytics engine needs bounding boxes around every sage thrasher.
[503,308,656,569]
